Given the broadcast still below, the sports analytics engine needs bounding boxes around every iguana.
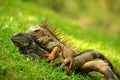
[26,20,120,79]
[26,20,77,69]
[11,32,120,80]
[11,32,48,61]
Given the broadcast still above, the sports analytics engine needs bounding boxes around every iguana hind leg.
[60,47,75,69]
[60,58,73,69]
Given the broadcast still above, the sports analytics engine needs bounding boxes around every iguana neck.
[43,27,68,47]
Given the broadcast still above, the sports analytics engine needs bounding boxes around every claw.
[45,53,49,57]
[50,60,54,63]
[68,65,72,69]
[46,58,50,62]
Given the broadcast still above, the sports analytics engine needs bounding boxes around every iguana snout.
[11,33,30,47]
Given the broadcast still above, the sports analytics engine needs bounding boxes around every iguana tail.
[79,60,115,80]
[79,50,120,80]
[96,51,120,80]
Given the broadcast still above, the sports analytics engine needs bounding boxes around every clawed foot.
[60,63,72,69]
[45,53,55,63]
[66,68,73,76]
[60,58,73,69]
[68,65,72,69]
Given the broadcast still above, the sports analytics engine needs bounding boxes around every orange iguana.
[26,20,78,69]
[26,20,120,79]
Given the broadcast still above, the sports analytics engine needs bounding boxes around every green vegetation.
[31,0,120,34]
[0,0,120,80]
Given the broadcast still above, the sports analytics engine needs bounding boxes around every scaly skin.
[11,32,120,80]
[11,33,48,61]
[79,60,115,80]
[54,50,120,80]
[27,26,77,69]
[73,50,120,80]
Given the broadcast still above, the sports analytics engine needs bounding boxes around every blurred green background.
[25,0,120,34]
[0,0,120,80]
[2,0,120,34]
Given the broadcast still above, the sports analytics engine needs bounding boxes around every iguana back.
[26,19,78,69]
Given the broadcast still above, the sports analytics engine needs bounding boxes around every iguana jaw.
[11,33,30,47]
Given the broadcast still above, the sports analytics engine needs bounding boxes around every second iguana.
[11,32,48,61]
[26,20,78,69]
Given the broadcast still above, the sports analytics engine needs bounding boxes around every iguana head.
[26,26,47,38]
[11,33,32,48]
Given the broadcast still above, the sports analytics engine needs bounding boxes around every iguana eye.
[34,29,40,33]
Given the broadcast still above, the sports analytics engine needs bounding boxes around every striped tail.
[97,52,120,80]
[80,49,120,80]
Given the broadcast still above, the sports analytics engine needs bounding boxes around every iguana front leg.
[45,45,61,63]
[29,52,40,62]
[27,49,41,62]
